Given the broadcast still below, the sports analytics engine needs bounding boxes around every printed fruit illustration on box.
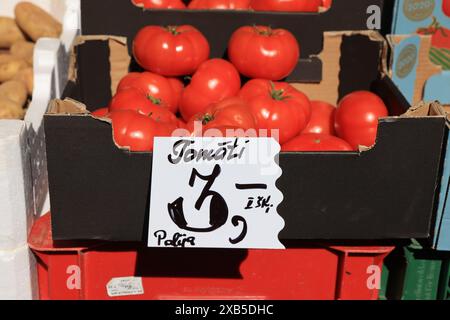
[400,0,450,70]
[417,16,450,69]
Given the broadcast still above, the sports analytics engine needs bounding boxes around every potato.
[13,67,33,95]
[0,55,28,82]
[15,2,62,42]
[10,41,34,65]
[0,80,28,106]
[0,17,25,49]
[0,97,25,119]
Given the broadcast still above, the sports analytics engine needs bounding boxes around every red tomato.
[251,0,322,12]
[322,0,332,10]
[228,26,300,81]
[282,133,353,152]
[443,0,450,17]
[117,72,183,114]
[188,0,251,9]
[335,91,388,149]
[91,107,109,118]
[187,97,255,133]
[168,77,185,113]
[109,110,175,152]
[179,59,241,121]
[239,79,311,144]
[109,88,178,124]
[132,0,186,8]
[110,88,153,114]
[302,101,336,135]
[133,25,210,77]
[176,118,187,129]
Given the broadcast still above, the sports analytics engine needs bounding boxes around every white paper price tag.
[148,137,285,249]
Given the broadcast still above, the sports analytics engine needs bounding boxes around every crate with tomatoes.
[42,1,446,242]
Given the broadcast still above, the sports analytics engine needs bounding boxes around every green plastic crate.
[381,240,450,300]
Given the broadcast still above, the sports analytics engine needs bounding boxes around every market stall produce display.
[1,0,449,302]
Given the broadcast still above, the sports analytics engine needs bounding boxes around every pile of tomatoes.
[132,0,332,11]
[92,23,388,153]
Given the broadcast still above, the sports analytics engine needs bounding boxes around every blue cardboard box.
[391,1,450,251]
[391,0,450,105]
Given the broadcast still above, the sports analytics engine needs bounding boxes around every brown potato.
[15,2,62,42]
[0,97,25,119]
[0,17,25,49]
[10,41,34,65]
[13,67,33,95]
[0,55,28,82]
[0,80,28,106]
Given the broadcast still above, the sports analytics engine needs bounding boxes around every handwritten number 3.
[168,164,248,244]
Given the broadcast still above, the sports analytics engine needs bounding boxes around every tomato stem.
[147,95,162,105]
[269,82,288,101]
[165,25,180,35]
[202,114,214,125]
[254,25,273,36]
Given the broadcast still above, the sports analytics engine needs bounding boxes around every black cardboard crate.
[44,30,446,242]
[79,0,394,83]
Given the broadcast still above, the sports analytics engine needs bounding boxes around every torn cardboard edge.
[68,35,128,84]
[69,31,387,106]
[47,97,446,157]
[49,97,445,120]
[49,30,447,154]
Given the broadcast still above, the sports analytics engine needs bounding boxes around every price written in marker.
[148,137,285,249]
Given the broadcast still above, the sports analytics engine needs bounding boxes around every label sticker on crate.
[106,277,144,297]
[148,137,285,249]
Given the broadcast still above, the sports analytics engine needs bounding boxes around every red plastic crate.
[29,214,393,300]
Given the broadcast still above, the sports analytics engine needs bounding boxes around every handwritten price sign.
[148,137,285,249]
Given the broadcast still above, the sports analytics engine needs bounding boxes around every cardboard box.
[78,0,394,84]
[389,1,450,251]
[0,0,80,251]
[388,34,450,106]
[390,0,450,105]
[434,108,450,251]
[30,214,393,300]
[44,30,446,242]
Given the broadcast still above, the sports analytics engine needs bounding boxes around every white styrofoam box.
[0,121,33,251]
[0,0,80,300]
[0,0,80,250]
[23,1,81,218]
[0,245,37,300]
